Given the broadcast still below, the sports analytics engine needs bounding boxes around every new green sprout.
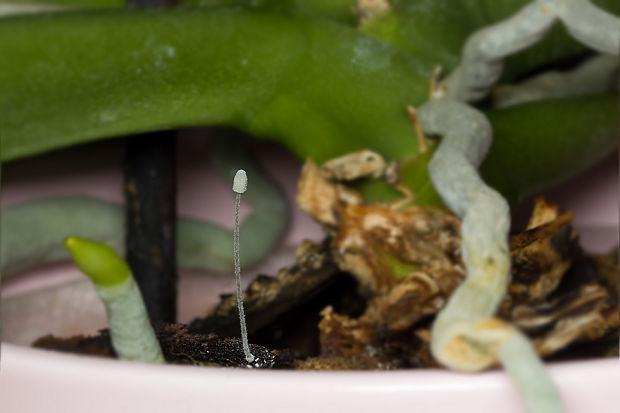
[64,236,164,363]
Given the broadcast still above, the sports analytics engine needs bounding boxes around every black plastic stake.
[124,131,177,322]
[124,131,177,324]
[123,0,178,325]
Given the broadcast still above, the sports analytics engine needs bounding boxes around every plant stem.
[124,131,177,324]
[64,236,164,363]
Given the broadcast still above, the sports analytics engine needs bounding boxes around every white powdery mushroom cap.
[232,169,248,194]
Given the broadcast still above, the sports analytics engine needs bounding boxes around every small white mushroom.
[233,169,248,194]
[232,169,254,364]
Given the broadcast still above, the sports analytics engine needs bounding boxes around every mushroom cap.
[233,169,248,194]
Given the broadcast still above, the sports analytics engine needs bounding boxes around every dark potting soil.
[34,323,294,369]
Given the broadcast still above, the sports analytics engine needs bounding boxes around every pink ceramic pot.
[1,137,618,412]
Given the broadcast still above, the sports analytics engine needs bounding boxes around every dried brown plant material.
[508,211,578,304]
[297,154,465,369]
[526,197,561,229]
[514,282,618,356]
[534,303,618,357]
[298,152,617,373]
[318,306,387,367]
[512,200,618,357]
[191,239,339,337]
[295,355,372,370]
[297,157,462,296]
[593,250,619,292]
[313,200,616,367]
[297,159,363,229]
[314,306,435,369]
[513,283,608,330]
[320,149,387,181]
[376,272,445,331]
[334,204,462,294]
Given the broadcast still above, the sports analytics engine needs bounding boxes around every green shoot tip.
[64,236,131,287]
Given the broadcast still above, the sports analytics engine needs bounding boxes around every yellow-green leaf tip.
[64,236,131,286]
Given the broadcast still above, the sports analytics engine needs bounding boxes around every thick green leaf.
[0,8,432,163]
[484,94,618,205]
[0,5,617,207]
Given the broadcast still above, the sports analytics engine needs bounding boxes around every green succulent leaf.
[0,8,431,163]
[0,3,617,208]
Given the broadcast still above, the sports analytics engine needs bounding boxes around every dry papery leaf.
[296,158,618,369]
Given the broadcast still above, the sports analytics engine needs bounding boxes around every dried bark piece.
[508,212,579,304]
[513,283,609,331]
[190,239,340,337]
[532,289,617,357]
[313,306,435,369]
[512,251,619,357]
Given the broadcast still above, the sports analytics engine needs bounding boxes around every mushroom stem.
[233,169,254,365]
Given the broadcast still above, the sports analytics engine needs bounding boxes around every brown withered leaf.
[298,155,616,367]
[507,211,579,305]
[333,203,463,295]
[298,157,463,296]
[296,159,363,230]
[526,196,561,229]
[528,285,617,357]
[513,248,619,357]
